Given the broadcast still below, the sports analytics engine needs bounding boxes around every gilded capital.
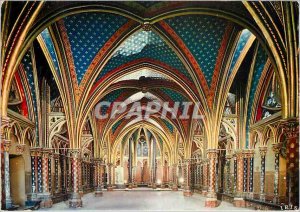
[69,149,81,158]
[16,144,26,154]
[259,146,268,157]
[206,149,218,159]
[272,143,282,154]
[3,140,11,152]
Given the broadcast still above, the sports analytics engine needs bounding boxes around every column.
[3,140,12,209]
[37,150,43,194]
[87,162,91,190]
[162,163,167,188]
[243,151,248,196]
[54,154,59,193]
[172,164,178,191]
[183,159,192,196]
[48,154,52,195]
[40,150,52,208]
[78,158,83,196]
[225,155,232,194]
[132,166,136,187]
[281,120,299,207]
[196,162,201,190]
[233,150,245,207]
[233,156,237,194]
[272,143,281,203]
[248,150,254,199]
[60,154,66,194]
[202,160,208,195]
[66,154,71,193]
[128,138,133,189]
[205,149,218,207]
[95,159,103,197]
[29,149,39,201]
[259,146,267,201]
[69,150,82,208]
[107,163,114,191]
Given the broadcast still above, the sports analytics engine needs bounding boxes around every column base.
[69,193,82,208]
[107,186,114,191]
[273,195,279,204]
[152,184,157,189]
[38,193,53,208]
[95,187,103,197]
[248,192,254,199]
[27,192,39,201]
[172,185,178,191]
[183,189,193,197]
[79,190,84,197]
[233,197,245,207]
[202,190,208,196]
[5,197,13,209]
[259,193,266,201]
[128,183,133,189]
[205,198,218,208]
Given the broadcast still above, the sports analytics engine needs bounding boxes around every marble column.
[272,143,281,203]
[225,155,232,194]
[3,140,12,209]
[95,159,103,197]
[202,160,208,195]
[107,163,114,191]
[259,147,267,201]
[172,164,178,191]
[40,150,52,208]
[205,150,218,207]
[233,150,245,207]
[69,150,82,208]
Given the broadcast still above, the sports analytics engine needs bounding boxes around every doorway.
[9,155,26,206]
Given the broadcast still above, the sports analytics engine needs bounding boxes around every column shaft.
[69,150,82,208]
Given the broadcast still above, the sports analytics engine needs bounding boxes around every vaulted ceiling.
[8,1,285,154]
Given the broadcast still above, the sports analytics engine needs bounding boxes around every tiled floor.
[40,189,253,211]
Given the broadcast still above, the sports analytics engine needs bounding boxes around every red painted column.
[172,164,178,191]
[233,150,245,207]
[183,159,192,196]
[40,150,52,208]
[95,159,103,197]
[202,159,209,196]
[107,163,114,191]
[69,150,82,208]
[280,120,299,208]
[205,149,218,207]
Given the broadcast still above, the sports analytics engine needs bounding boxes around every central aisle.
[41,189,253,211]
